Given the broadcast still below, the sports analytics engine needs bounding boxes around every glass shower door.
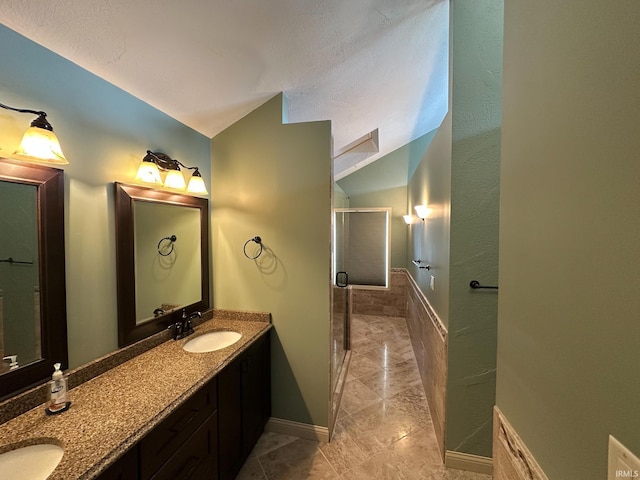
[331,210,349,395]
[330,209,351,438]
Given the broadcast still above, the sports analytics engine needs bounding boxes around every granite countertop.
[0,316,272,479]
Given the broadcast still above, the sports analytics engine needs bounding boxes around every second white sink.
[183,331,242,353]
[0,443,64,480]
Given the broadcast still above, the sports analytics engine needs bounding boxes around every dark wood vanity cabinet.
[96,447,138,480]
[95,332,270,480]
[139,379,218,480]
[218,332,271,480]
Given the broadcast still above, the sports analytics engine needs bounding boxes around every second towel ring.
[243,236,263,259]
[158,235,177,256]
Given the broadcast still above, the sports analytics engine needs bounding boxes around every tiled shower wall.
[349,269,448,459]
[349,269,408,317]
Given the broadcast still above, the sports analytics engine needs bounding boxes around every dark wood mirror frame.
[114,183,210,347]
[0,158,68,401]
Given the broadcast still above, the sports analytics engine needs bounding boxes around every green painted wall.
[211,94,332,427]
[405,0,501,458]
[0,25,211,368]
[333,183,349,209]
[407,115,452,325]
[498,1,640,478]
[446,0,502,457]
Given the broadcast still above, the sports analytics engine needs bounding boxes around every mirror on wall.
[0,158,67,400]
[114,183,209,347]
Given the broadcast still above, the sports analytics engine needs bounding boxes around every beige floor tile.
[358,360,423,399]
[338,385,432,456]
[258,438,338,480]
[340,378,383,415]
[348,352,385,379]
[319,421,369,474]
[236,457,266,480]
[249,431,299,458]
[350,335,383,353]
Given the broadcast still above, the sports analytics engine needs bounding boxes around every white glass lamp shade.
[403,215,413,224]
[135,160,162,185]
[13,126,68,164]
[164,168,186,190]
[186,174,208,195]
[414,205,431,219]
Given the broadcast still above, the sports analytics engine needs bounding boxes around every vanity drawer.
[149,413,218,480]
[140,378,217,479]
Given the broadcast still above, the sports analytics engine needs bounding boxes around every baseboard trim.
[445,450,493,474]
[265,417,330,443]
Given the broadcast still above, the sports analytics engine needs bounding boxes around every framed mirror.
[0,158,67,400]
[114,183,209,347]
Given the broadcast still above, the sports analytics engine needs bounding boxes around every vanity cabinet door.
[241,333,271,457]
[140,378,217,480]
[217,354,243,480]
[218,332,271,480]
[95,446,139,480]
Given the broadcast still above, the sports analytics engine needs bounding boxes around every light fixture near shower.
[414,204,431,220]
[0,102,68,164]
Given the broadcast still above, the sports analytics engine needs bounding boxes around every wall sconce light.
[414,204,431,220]
[135,150,208,195]
[403,215,414,225]
[0,102,68,164]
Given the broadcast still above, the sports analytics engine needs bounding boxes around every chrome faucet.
[182,309,202,337]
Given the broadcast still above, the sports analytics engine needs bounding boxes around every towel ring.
[243,236,263,259]
[157,235,177,256]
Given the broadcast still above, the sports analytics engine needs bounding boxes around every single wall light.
[0,102,68,164]
[403,215,414,225]
[135,150,208,195]
[414,204,431,220]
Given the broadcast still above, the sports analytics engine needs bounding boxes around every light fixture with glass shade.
[403,215,414,224]
[414,204,431,220]
[0,102,68,164]
[135,150,208,195]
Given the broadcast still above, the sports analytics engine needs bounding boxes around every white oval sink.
[0,443,64,480]
[183,331,242,353]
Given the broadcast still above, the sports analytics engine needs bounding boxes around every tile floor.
[237,314,493,480]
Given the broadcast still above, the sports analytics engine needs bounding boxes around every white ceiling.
[0,0,449,179]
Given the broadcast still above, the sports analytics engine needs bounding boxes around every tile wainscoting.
[405,270,448,461]
[493,407,548,480]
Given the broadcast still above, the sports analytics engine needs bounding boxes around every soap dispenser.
[2,355,18,370]
[46,363,70,414]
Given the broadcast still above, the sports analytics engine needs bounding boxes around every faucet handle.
[168,321,184,340]
[183,318,194,336]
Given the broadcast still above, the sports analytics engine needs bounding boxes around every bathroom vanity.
[0,314,271,480]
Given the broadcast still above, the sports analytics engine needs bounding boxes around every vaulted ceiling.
[0,0,448,179]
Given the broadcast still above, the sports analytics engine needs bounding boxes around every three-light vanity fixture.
[135,150,208,195]
[0,102,68,164]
